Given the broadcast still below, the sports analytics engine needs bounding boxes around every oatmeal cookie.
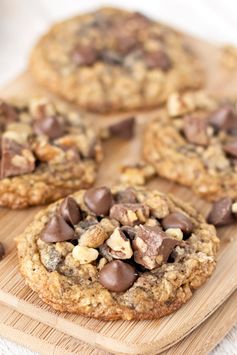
[17,185,219,320]
[143,91,237,201]
[30,7,203,113]
[0,98,102,208]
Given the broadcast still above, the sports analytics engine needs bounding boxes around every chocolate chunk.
[207,197,234,227]
[84,187,113,216]
[109,117,135,139]
[99,260,137,292]
[0,242,5,261]
[132,225,181,269]
[1,138,35,178]
[72,45,98,66]
[121,226,136,240]
[110,203,150,226]
[0,101,18,122]
[33,116,65,140]
[161,212,193,235]
[209,104,237,133]
[60,197,81,226]
[145,50,172,71]
[223,140,237,157]
[116,35,137,54]
[116,187,138,204]
[183,116,209,146]
[41,215,75,243]
[100,50,123,65]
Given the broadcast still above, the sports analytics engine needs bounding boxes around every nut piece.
[97,257,107,270]
[72,245,99,264]
[231,202,237,214]
[165,228,183,241]
[79,224,108,248]
[132,225,181,269]
[167,92,195,117]
[106,227,133,259]
[110,203,150,226]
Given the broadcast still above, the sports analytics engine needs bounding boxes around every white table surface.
[0,1,236,354]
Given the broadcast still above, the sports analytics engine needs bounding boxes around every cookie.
[143,91,237,201]
[0,98,102,208]
[17,185,219,320]
[30,7,203,113]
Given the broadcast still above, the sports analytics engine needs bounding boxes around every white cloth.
[0,1,236,353]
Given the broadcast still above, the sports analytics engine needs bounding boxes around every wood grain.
[0,34,237,354]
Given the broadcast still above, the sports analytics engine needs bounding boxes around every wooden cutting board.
[0,291,236,355]
[0,34,237,354]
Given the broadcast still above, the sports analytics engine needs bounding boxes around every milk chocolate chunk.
[183,116,209,146]
[33,116,65,140]
[223,140,237,157]
[1,138,35,178]
[132,225,181,270]
[145,50,172,71]
[209,104,237,132]
[0,101,18,122]
[116,35,137,54]
[0,242,5,261]
[84,187,113,216]
[207,197,234,227]
[110,203,150,226]
[161,212,193,235]
[60,197,81,226]
[116,187,137,204]
[99,260,137,292]
[41,215,75,243]
[109,117,135,139]
[72,45,98,66]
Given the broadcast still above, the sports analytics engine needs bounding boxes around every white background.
[0,0,237,354]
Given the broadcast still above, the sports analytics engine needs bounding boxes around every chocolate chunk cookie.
[0,97,102,208]
[17,185,219,320]
[143,91,237,201]
[30,7,203,113]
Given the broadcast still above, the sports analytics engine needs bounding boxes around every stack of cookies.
[3,6,237,321]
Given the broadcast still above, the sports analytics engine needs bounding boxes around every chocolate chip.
[0,101,18,122]
[209,104,237,133]
[115,187,138,204]
[116,35,137,54]
[223,140,237,157]
[72,45,98,66]
[84,187,113,216]
[207,197,234,227]
[109,117,135,139]
[1,138,35,178]
[41,215,75,243]
[132,225,181,269]
[161,212,193,235]
[0,242,5,261]
[99,260,138,292]
[60,197,81,226]
[183,116,209,146]
[33,116,65,140]
[145,50,172,71]
[121,226,136,240]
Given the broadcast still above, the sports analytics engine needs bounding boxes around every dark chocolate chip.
[209,104,237,133]
[33,116,65,140]
[0,242,5,261]
[60,197,81,226]
[183,116,209,146]
[223,140,237,158]
[109,117,135,139]
[120,226,136,240]
[84,187,113,216]
[207,197,234,227]
[0,138,35,178]
[99,260,138,292]
[115,187,138,204]
[41,215,75,243]
[72,45,98,66]
[132,225,181,269]
[161,212,193,235]
[145,50,172,71]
